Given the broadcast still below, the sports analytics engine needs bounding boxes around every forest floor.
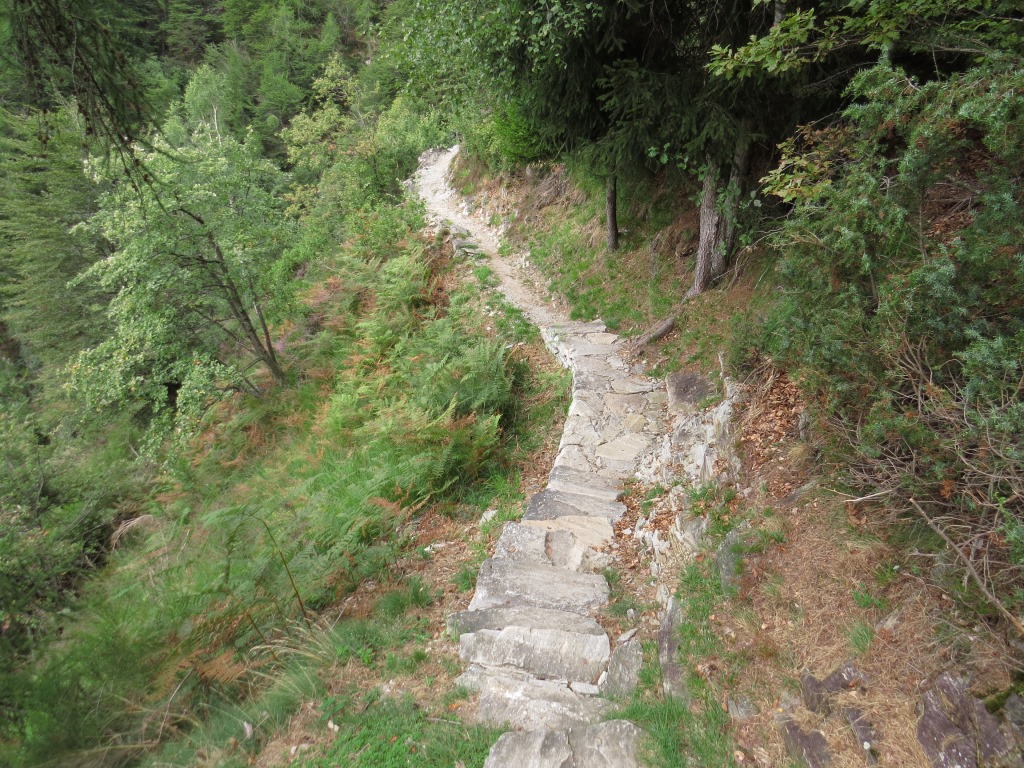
[255,151,1020,768]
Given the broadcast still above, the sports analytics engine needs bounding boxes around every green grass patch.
[303,694,499,768]
[619,561,738,767]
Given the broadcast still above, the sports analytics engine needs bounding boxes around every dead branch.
[910,498,1024,637]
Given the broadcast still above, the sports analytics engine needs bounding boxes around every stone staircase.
[449,321,656,766]
[415,146,742,767]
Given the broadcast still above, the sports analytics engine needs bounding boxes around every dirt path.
[415,147,568,328]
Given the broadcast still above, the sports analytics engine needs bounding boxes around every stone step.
[460,625,610,683]
[601,392,649,416]
[522,516,614,553]
[572,371,616,394]
[564,341,621,358]
[468,559,609,614]
[524,489,627,522]
[553,444,602,475]
[484,720,644,768]
[448,605,606,639]
[457,664,611,731]
[547,466,623,503]
[494,522,589,570]
[544,320,607,336]
[559,414,603,450]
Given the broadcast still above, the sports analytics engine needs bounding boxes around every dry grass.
[715,364,1021,767]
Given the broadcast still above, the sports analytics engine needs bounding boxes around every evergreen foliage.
[759,57,1024,615]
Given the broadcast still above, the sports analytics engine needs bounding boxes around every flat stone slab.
[448,605,606,638]
[525,489,627,521]
[622,413,647,432]
[460,625,610,683]
[568,720,644,767]
[523,516,614,550]
[468,559,610,613]
[595,434,649,463]
[666,371,715,410]
[554,444,601,474]
[573,356,621,378]
[484,720,643,768]
[484,729,572,768]
[610,379,657,394]
[494,522,550,564]
[565,342,621,358]
[458,664,611,730]
[547,466,622,502]
[602,393,648,415]
[494,522,590,571]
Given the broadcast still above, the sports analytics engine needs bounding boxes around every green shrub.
[760,60,1024,617]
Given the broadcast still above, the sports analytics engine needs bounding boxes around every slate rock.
[778,717,831,768]
[801,672,832,714]
[602,639,643,698]
[823,660,868,695]
[914,672,1024,768]
[715,522,750,591]
[843,707,880,765]
[944,678,1016,766]
[658,596,688,701]
[1005,693,1024,746]
[917,687,978,768]
[667,371,715,411]
[674,514,708,555]
[468,558,610,614]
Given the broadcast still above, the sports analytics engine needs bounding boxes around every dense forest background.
[0,1,1021,765]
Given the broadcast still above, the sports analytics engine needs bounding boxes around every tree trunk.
[208,235,286,383]
[687,136,753,298]
[606,173,619,251]
[688,158,723,297]
[774,0,788,26]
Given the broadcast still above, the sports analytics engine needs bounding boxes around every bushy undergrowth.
[758,60,1024,621]
[1,77,537,767]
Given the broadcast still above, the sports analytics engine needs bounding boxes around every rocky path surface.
[414,147,738,767]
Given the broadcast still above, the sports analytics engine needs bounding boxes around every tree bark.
[687,134,754,298]
[688,158,723,297]
[606,173,619,251]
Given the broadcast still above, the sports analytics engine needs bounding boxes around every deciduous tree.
[71,122,293,435]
